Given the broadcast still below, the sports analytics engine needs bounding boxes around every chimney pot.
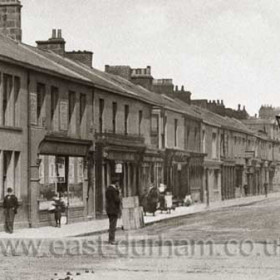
[57,29,62,39]
[181,85,184,91]
[175,85,178,91]
[52,29,56,39]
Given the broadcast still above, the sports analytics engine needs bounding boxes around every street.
[2,197,280,280]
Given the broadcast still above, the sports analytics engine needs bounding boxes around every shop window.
[112,102,117,133]
[2,151,11,199]
[0,151,20,200]
[38,155,85,211]
[37,83,46,126]
[14,152,20,198]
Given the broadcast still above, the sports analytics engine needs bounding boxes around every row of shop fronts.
[33,132,278,227]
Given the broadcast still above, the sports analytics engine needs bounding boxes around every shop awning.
[39,136,92,157]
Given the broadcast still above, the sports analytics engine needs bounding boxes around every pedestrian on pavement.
[3,187,19,234]
[146,183,160,216]
[52,193,66,227]
[106,178,121,245]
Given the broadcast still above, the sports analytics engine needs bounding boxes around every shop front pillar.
[0,151,3,201]
[29,163,40,227]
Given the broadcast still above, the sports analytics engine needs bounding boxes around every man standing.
[3,188,19,234]
[106,179,121,245]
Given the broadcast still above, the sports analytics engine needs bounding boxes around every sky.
[20,0,280,116]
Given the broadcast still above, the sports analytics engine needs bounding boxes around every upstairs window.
[112,102,117,133]
[14,76,20,127]
[37,83,45,126]
[202,130,206,153]
[212,132,217,159]
[174,119,178,147]
[68,91,75,123]
[124,104,129,135]
[99,98,104,133]
[138,110,143,135]
[151,114,159,134]
[3,74,12,126]
[50,86,59,130]
[80,93,86,124]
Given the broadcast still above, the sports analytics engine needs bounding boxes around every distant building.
[259,105,280,120]
[191,99,249,120]
[105,65,192,104]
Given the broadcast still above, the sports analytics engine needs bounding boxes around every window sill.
[0,126,23,132]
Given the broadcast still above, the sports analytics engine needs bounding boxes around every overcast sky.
[21,0,280,116]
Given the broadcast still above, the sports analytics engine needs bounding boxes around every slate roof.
[0,34,91,83]
[191,104,256,135]
[0,34,269,136]
[0,34,203,120]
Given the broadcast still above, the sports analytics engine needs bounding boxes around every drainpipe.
[26,70,32,227]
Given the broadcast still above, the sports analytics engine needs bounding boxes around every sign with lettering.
[115,162,123,173]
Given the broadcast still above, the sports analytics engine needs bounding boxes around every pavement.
[1,192,279,239]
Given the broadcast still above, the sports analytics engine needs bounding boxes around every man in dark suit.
[106,179,121,244]
[3,187,19,234]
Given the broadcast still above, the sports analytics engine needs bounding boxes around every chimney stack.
[36,29,66,56]
[0,0,22,41]
[65,50,94,68]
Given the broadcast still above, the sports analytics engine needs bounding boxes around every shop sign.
[177,163,182,171]
[115,162,123,173]
[57,157,65,183]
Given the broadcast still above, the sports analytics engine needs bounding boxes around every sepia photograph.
[0,0,280,279]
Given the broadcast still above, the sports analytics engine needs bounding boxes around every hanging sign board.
[115,162,123,173]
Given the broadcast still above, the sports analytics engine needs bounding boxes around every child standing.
[52,194,65,227]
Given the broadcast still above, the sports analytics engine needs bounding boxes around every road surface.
[2,197,280,280]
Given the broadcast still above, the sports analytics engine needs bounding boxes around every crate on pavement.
[122,196,139,208]
[122,196,144,230]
